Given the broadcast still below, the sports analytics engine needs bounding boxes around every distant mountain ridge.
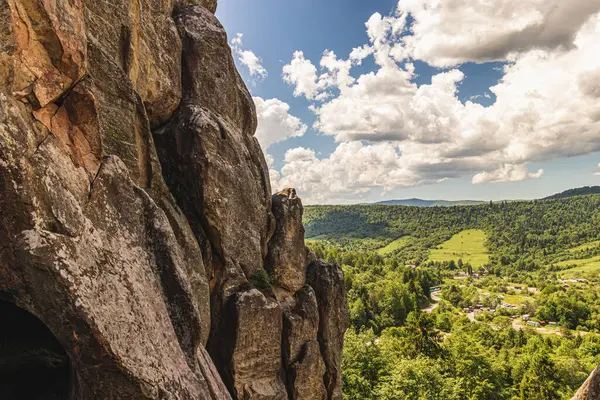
[375,198,487,207]
[374,186,600,207]
[543,186,600,200]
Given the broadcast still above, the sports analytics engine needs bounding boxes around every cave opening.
[0,300,72,400]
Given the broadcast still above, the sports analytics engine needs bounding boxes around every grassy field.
[377,237,412,255]
[429,229,490,267]
[569,240,600,253]
[503,294,525,305]
[502,294,536,306]
[558,255,600,278]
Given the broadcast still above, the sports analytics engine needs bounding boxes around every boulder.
[152,10,281,395]
[221,288,288,400]
[288,341,327,400]
[154,5,273,283]
[0,92,224,398]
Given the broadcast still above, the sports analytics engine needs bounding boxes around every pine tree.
[519,350,560,400]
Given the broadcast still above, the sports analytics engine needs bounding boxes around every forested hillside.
[375,198,486,207]
[305,195,600,274]
[544,186,600,200]
[305,195,600,399]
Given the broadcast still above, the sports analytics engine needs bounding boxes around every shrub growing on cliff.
[249,271,272,291]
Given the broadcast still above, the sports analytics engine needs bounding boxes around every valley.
[305,194,600,400]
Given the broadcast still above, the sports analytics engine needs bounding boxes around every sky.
[216,0,600,205]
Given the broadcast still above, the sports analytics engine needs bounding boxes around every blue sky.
[217,1,600,204]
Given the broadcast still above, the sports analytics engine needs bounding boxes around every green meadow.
[428,229,490,267]
[558,255,600,278]
[568,240,600,253]
[377,236,412,255]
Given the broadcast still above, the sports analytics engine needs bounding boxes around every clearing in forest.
[558,256,600,278]
[568,240,600,253]
[377,236,412,255]
[429,229,490,268]
[569,240,600,253]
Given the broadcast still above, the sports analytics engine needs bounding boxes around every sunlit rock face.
[0,0,348,399]
[572,366,600,400]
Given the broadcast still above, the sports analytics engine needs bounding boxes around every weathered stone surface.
[289,341,327,400]
[283,286,327,400]
[179,0,218,13]
[0,92,225,398]
[155,5,273,282]
[222,288,288,400]
[283,286,320,367]
[267,188,309,293]
[8,0,87,107]
[0,0,350,398]
[84,0,182,126]
[307,260,350,400]
[0,2,16,90]
[573,366,600,400]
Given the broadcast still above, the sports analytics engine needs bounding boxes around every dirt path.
[424,292,441,313]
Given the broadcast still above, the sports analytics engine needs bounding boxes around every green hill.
[544,186,600,200]
[304,194,600,272]
[375,198,486,207]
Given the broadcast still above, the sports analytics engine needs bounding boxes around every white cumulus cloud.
[273,2,600,203]
[396,0,600,67]
[254,97,307,150]
[231,33,268,80]
[282,51,321,100]
[472,164,544,184]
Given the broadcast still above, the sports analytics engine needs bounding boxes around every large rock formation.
[0,0,348,399]
[573,367,600,400]
[266,188,309,293]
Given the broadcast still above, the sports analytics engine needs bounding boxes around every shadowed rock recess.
[0,1,348,399]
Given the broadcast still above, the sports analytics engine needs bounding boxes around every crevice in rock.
[31,130,51,156]
[87,156,109,200]
[217,118,227,140]
[133,91,154,189]
[136,186,202,369]
[119,25,133,73]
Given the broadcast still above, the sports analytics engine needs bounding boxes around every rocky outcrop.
[223,289,287,399]
[267,188,309,293]
[282,286,327,400]
[307,261,349,400]
[154,5,273,286]
[573,367,600,400]
[0,0,348,399]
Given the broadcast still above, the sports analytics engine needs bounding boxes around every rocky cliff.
[573,367,600,400]
[0,1,348,399]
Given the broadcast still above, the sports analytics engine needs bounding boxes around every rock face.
[267,188,309,293]
[0,0,349,399]
[283,286,327,400]
[573,367,600,400]
[307,261,349,400]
